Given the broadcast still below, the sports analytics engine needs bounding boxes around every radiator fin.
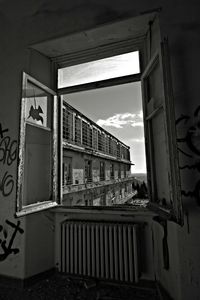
[60,221,139,283]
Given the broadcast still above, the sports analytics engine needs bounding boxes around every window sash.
[141,41,182,223]
[16,73,59,216]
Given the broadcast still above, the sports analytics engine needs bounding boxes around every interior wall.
[0,1,200,299]
[24,49,56,278]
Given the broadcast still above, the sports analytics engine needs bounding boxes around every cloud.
[131,121,144,127]
[131,138,145,143]
[97,111,143,129]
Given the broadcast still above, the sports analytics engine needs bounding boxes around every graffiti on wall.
[0,123,17,197]
[0,124,23,261]
[0,220,24,261]
[176,105,200,204]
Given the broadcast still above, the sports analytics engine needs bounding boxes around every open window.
[17,13,183,223]
[141,42,182,222]
[16,73,59,216]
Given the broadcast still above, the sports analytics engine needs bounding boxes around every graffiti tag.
[0,171,14,197]
[0,124,9,139]
[0,136,17,166]
[0,220,24,261]
[176,105,200,158]
[176,105,200,204]
[0,124,17,197]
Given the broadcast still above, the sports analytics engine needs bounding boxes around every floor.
[0,273,160,300]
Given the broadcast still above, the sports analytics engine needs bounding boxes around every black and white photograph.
[0,1,199,299]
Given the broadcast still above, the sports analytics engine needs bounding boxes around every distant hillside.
[132,173,147,184]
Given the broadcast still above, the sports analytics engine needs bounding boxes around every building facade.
[62,101,136,206]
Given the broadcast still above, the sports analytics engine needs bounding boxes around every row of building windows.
[83,184,133,206]
[63,181,134,206]
[63,158,131,186]
[63,102,130,160]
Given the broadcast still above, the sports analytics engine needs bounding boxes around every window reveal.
[118,164,121,179]
[63,157,72,186]
[100,161,105,181]
[85,160,92,183]
[110,163,114,180]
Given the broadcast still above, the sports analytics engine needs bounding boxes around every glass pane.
[150,110,171,205]
[22,78,54,206]
[58,51,140,88]
[24,80,52,128]
[24,125,52,205]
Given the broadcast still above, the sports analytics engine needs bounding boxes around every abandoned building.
[62,101,136,206]
[0,1,200,300]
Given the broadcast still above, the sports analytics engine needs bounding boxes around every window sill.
[147,202,178,223]
[51,200,176,223]
[51,203,154,217]
[16,201,58,217]
[14,199,175,224]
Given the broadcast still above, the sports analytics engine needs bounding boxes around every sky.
[58,52,140,88]
[63,82,147,174]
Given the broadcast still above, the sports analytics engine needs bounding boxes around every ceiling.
[31,13,155,59]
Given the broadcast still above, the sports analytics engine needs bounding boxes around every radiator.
[60,221,140,283]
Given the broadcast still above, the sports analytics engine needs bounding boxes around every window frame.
[55,33,182,224]
[140,43,183,224]
[21,13,183,223]
[16,72,59,216]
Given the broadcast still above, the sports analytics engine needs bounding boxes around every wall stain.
[153,216,169,270]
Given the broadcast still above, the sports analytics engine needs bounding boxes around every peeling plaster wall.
[0,1,200,299]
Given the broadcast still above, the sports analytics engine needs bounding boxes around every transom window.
[58,51,140,88]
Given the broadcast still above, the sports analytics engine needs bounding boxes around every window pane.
[24,125,52,205]
[18,73,57,211]
[58,51,140,88]
[25,81,51,128]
